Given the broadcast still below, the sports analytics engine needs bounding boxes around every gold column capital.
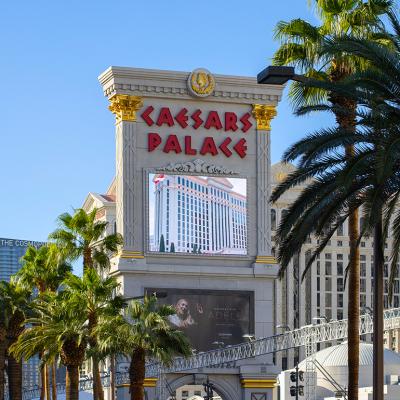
[252,104,277,131]
[241,379,277,388]
[109,94,143,123]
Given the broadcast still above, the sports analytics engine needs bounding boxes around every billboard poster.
[146,288,254,351]
[148,174,247,255]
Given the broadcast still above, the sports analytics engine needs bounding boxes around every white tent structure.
[279,342,400,400]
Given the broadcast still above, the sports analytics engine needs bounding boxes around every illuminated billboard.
[148,174,247,255]
[146,288,254,351]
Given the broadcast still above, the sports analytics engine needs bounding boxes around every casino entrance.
[166,374,234,400]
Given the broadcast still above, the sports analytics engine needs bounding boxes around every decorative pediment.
[155,159,239,176]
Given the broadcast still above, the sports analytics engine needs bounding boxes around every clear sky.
[1,0,334,244]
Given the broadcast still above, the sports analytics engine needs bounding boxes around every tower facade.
[84,66,285,400]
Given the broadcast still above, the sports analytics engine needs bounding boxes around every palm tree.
[0,278,31,400]
[62,270,124,400]
[272,2,392,398]
[49,208,123,272]
[18,244,72,400]
[308,20,400,399]
[49,208,122,399]
[98,295,192,400]
[10,293,88,400]
[272,15,400,397]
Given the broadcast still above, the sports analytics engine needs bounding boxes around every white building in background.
[152,175,247,255]
[272,162,400,371]
[279,342,400,400]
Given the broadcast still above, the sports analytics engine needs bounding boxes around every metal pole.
[295,363,299,400]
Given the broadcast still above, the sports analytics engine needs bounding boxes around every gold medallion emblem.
[188,68,215,98]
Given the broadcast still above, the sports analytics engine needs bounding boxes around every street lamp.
[312,315,330,324]
[242,333,256,342]
[257,66,306,85]
[122,291,168,303]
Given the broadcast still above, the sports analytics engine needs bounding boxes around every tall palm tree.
[273,2,392,398]
[49,208,122,272]
[10,293,88,400]
[0,279,31,400]
[98,295,192,400]
[49,208,122,400]
[272,15,400,398]
[18,244,72,400]
[62,270,124,400]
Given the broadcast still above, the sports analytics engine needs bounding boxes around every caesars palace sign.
[107,68,278,161]
[143,106,251,158]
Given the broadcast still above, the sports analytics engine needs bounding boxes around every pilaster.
[252,104,277,265]
[109,94,143,255]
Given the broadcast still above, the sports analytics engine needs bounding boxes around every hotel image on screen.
[148,174,247,255]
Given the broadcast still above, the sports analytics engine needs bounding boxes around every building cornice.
[98,66,284,105]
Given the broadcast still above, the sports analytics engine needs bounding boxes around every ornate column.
[109,94,144,259]
[252,104,277,264]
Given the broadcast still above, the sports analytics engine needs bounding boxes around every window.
[271,209,276,230]
[337,222,344,236]
[325,262,332,276]
[337,262,343,276]
[325,293,332,308]
[337,278,344,292]
[360,279,366,293]
[325,277,332,291]
[337,240,343,247]
[360,217,365,232]
[337,293,344,308]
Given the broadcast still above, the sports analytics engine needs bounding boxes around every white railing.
[12,307,400,400]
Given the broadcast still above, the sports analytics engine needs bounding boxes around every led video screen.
[146,288,254,351]
[148,174,247,255]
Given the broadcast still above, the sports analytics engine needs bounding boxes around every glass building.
[0,237,46,388]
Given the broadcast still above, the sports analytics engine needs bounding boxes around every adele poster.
[147,288,254,351]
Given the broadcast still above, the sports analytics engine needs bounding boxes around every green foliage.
[170,242,175,253]
[98,295,192,364]
[272,14,400,292]
[17,244,71,293]
[10,292,88,366]
[49,208,123,271]
[273,0,392,109]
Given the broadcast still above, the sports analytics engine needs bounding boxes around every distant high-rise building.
[271,163,400,371]
[0,237,46,388]
[152,175,247,255]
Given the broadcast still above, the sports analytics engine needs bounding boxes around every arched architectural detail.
[168,374,241,400]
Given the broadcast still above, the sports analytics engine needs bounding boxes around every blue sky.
[1,0,332,243]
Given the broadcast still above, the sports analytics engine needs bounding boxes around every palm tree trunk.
[65,365,80,400]
[7,354,22,400]
[51,361,57,400]
[45,364,51,400]
[40,366,45,400]
[373,208,384,400]
[92,357,104,400]
[110,355,116,400]
[129,348,145,400]
[347,202,360,400]
[331,75,359,400]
